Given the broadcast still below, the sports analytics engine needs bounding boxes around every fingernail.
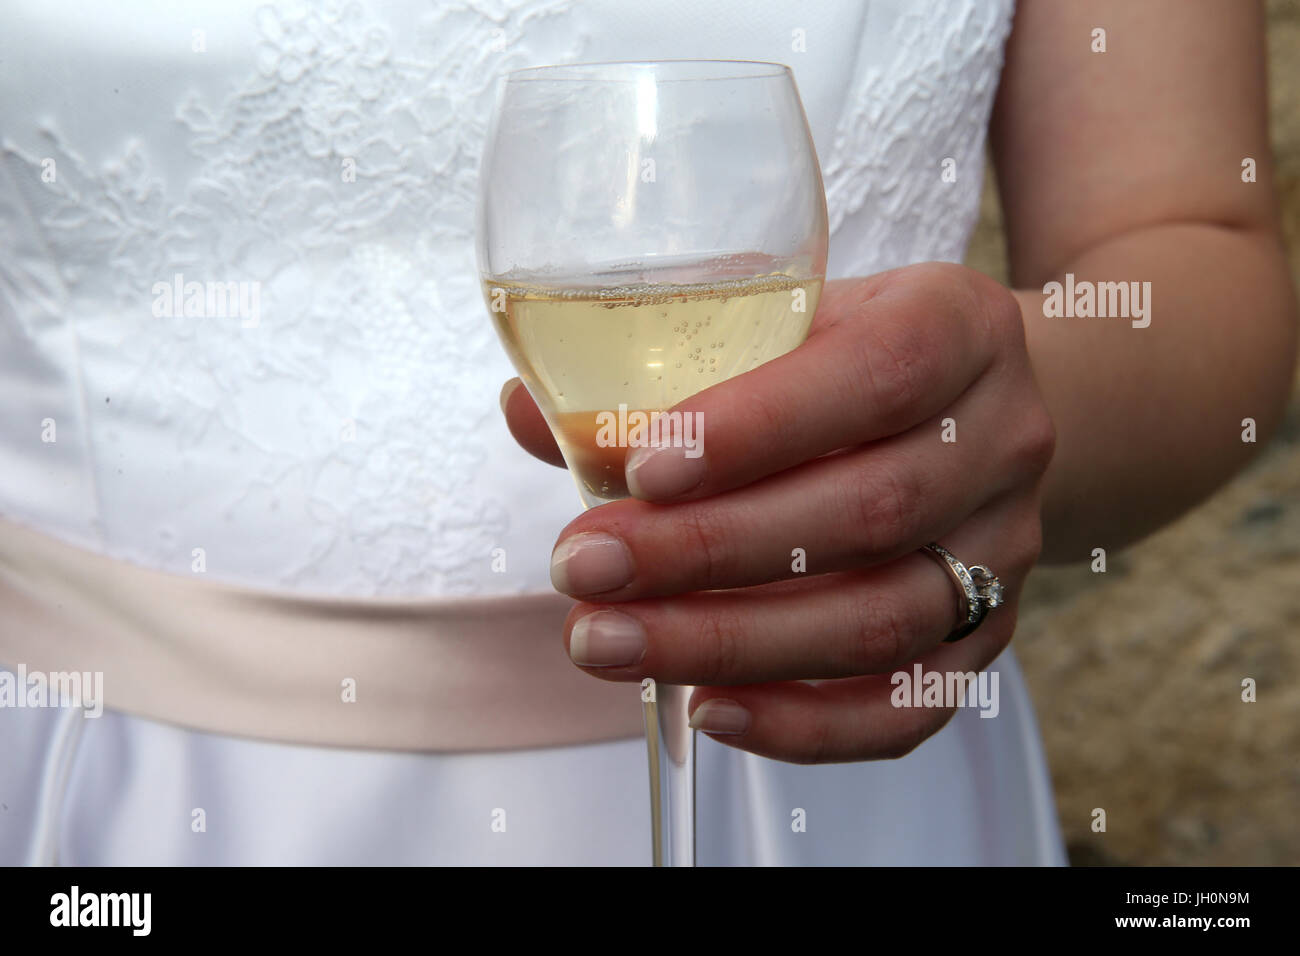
[568,610,647,667]
[689,699,750,735]
[550,532,634,595]
[499,378,521,414]
[625,445,707,499]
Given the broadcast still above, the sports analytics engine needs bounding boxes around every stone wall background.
[964,0,1300,865]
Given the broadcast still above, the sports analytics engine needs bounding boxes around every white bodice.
[0,0,1014,596]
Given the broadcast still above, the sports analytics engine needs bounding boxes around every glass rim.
[501,59,793,84]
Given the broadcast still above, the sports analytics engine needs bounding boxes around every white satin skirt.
[0,650,1065,866]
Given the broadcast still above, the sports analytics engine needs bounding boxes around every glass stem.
[644,681,696,866]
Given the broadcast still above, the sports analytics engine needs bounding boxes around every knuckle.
[878,736,922,762]
[962,266,1023,346]
[910,260,968,292]
[695,605,745,684]
[842,459,923,553]
[676,506,734,588]
[1014,407,1057,476]
[797,713,837,765]
[745,388,799,449]
[850,318,935,422]
[841,587,911,673]
[878,713,947,761]
[1019,515,1045,568]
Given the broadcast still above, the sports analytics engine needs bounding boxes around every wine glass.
[476,59,828,866]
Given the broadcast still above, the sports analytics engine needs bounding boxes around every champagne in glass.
[477,60,828,866]
[487,265,822,505]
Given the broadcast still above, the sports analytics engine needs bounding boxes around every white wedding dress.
[0,0,1066,865]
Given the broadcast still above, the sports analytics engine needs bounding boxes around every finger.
[562,495,1036,686]
[683,604,1017,764]
[500,378,566,469]
[548,373,1052,601]
[622,264,1017,501]
[564,558,953,684]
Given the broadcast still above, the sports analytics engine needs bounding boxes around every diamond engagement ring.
[920,543,1005,643]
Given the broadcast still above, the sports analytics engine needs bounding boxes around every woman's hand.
[501,262,1056,763]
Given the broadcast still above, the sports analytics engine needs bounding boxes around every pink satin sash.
[0,516,643,751]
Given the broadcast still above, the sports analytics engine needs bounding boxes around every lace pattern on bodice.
[0,0,1013,596]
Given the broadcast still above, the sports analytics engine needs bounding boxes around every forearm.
[1016,222,1297,563]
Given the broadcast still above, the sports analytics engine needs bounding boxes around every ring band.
[920,543,1004,642]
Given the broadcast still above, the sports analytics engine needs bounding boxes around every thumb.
[500,378,566,469]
